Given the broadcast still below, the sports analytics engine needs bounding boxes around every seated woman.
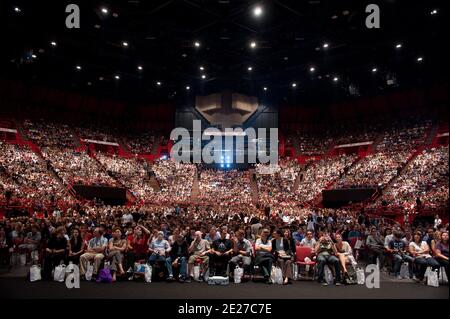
[107,228,127,281]
[409,231,440,282]
[43,226,67,280]
[68,228,85,265]
[271,229,293,285]
[126,225,150,275]
[335,234,356,280]
[254,228,275,284]
[433,231,449,282]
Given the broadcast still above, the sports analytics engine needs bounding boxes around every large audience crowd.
[0,116,448,287]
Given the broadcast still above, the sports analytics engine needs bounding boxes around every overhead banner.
[82,139,119,146]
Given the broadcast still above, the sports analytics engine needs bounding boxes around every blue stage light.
[226,164,230,168]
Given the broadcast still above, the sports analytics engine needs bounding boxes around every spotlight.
[50,41,57,47]
[226,164,230,168]
[220,164,224,168]
[201,74,206,79]
[323,43,329,48]
[309,67,315,72]
[430,9,438,15]
[199,66,204,71]
[75,65,82,70]
[248,66,253,71]
[114,75,120,80]
[194,41,201,47]
[291,82,297,88]
[263,87,268,91]
[253,6,263,17]
[156,81,162,86]
[122,41,129,47]
[101,7,108,14]
[31,54,37,59]
[14,7,21,12]
[250,41,257,48]
[137,65,143,71]
[186,86,190,90]
[395,43,402,49]
[99,77,104,81]
[372,68,377,73]
[416,57,423,62]
[333,77,339,82]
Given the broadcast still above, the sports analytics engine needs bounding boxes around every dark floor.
[0,276,448,299]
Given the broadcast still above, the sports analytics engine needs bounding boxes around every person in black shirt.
[209,226,233,277]
[68,228,85,265]
[43,226,67,280]
[170,234,189,282]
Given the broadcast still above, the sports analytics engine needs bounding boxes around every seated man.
[188,231,210,281]
[209,226,233,276]
[386,231,413,279]
[148,231,173,281]
[19,225,41,263]
[170,234,189,282]
[300,231,317,249]
[80,227,108,280]
[366,227,385,267]
[315,231,342,286]
[229,230,252,277]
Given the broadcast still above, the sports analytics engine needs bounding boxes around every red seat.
[295,246,316,280]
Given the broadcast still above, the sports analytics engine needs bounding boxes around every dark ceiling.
[2,0,448,106]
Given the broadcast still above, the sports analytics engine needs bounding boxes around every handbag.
[354,239,363,250]
[439,267,448,285]
[29,265,42,282]
[53,264,66,282]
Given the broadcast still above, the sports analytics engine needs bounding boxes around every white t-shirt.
[409,241,431,258]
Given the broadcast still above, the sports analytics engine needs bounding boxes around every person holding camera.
[315,230,342,286]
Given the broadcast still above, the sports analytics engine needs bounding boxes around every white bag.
[427,270,439,287]
[324,265,334,285]
[354,239,363,250]
[29,265,42,282]
[399,262,409,279]
[356,268,365,285]
[234,266,243,283]
[19,254,27,266]
[292,264,298,280]
[193,265,200,281]
[144,264,152,283]
[271,266,283,285]
[53,264,66,282]
[85,264,94,281]
[439,267,448,285]
[424,266,432,278]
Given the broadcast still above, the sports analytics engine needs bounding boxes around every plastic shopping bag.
[271,266,283,285]
[324,265,334,285]
[439,267,448,285]
[356,268,365,285]
[85,264,94,281]
[427,270,439,287]
[193,265,200,281]
[53,264,66,282]
[144,264,152,283]
[234,266,243,283]
[29,265,42,282]
[399,262,410,279]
